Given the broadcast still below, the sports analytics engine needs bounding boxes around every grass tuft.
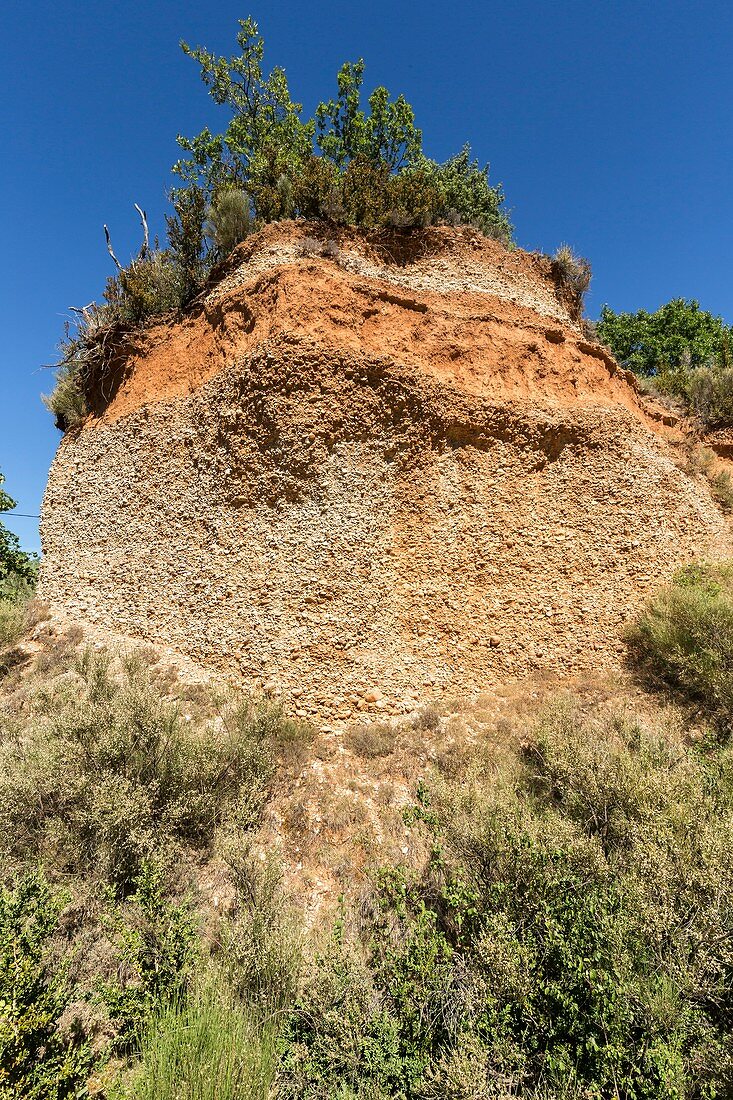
[124,970,276,1100]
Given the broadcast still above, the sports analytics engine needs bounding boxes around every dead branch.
[104,225,122,271]
[134,203,149,261]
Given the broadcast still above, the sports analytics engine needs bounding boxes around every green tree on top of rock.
[174,18,315,203]
[173,17,512,240]
[48,17,513,432]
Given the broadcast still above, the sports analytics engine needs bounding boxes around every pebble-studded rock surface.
[40,228,731,722]
[41,373,729,721]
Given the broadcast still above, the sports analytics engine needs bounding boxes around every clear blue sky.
[2,0,731,552]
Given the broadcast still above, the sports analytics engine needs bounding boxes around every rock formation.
[40,223,731,719]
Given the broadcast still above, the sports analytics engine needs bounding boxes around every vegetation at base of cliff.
[46,17,517,430]
[0,649,304,889]
[597,299,733,427]
[627,560,733,731]
[0,631,313,1098]
[5,573,733,1096]
[277,685,733,1100]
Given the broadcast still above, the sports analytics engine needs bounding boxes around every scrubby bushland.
[100,862,200,1048]
[597,299,733,428]
[11,569,733,1095]
[47,17,513,427]
[627,561,733,732]
[14,686,733,1098]
[0,648,307,889]
[0,627,313,1093]
[281,705,733,1099]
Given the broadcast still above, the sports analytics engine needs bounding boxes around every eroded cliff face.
[40,224,731,719]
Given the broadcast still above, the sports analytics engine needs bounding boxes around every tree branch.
[104,225,122,271]
[134,203,149,260]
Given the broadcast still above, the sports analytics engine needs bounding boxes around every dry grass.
[344,720,395,758]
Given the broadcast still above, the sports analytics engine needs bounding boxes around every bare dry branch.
[134,203,149,261]
[104,225,122,271]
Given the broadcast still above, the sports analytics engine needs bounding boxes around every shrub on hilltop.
[173,31,511,243]
[47,17,513,428]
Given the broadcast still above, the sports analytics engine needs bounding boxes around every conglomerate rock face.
[40,224,730,719]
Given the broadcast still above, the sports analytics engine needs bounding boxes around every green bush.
[220,847,302,1011]
[597,299,733,379]
[0,599,25,652]
[44,300,122,430]
[596,300,733,426]
[680,443,733,512]
[101,863,199,1046]
[420,146,512,242]
[0,870,90,1099]
[43,360,88,430]
[114,251,184,325]
[0,571,33,654]
[709,467,733,511]
[627,561,733,729]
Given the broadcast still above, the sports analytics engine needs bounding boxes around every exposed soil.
[89,221,639,426]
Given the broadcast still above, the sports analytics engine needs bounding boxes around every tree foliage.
[0,472,36,586]
[48,17,513,431]
[315,59,422,171]
[174,17,511,240]
[174,17,315,217]
[597,299,733,426]
[597,299,733,377]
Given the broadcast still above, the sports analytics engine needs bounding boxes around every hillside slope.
[40,223,731,719]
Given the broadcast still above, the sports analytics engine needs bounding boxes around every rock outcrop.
[40,223,731,719]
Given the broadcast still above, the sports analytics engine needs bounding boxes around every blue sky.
[2,0,731,552]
